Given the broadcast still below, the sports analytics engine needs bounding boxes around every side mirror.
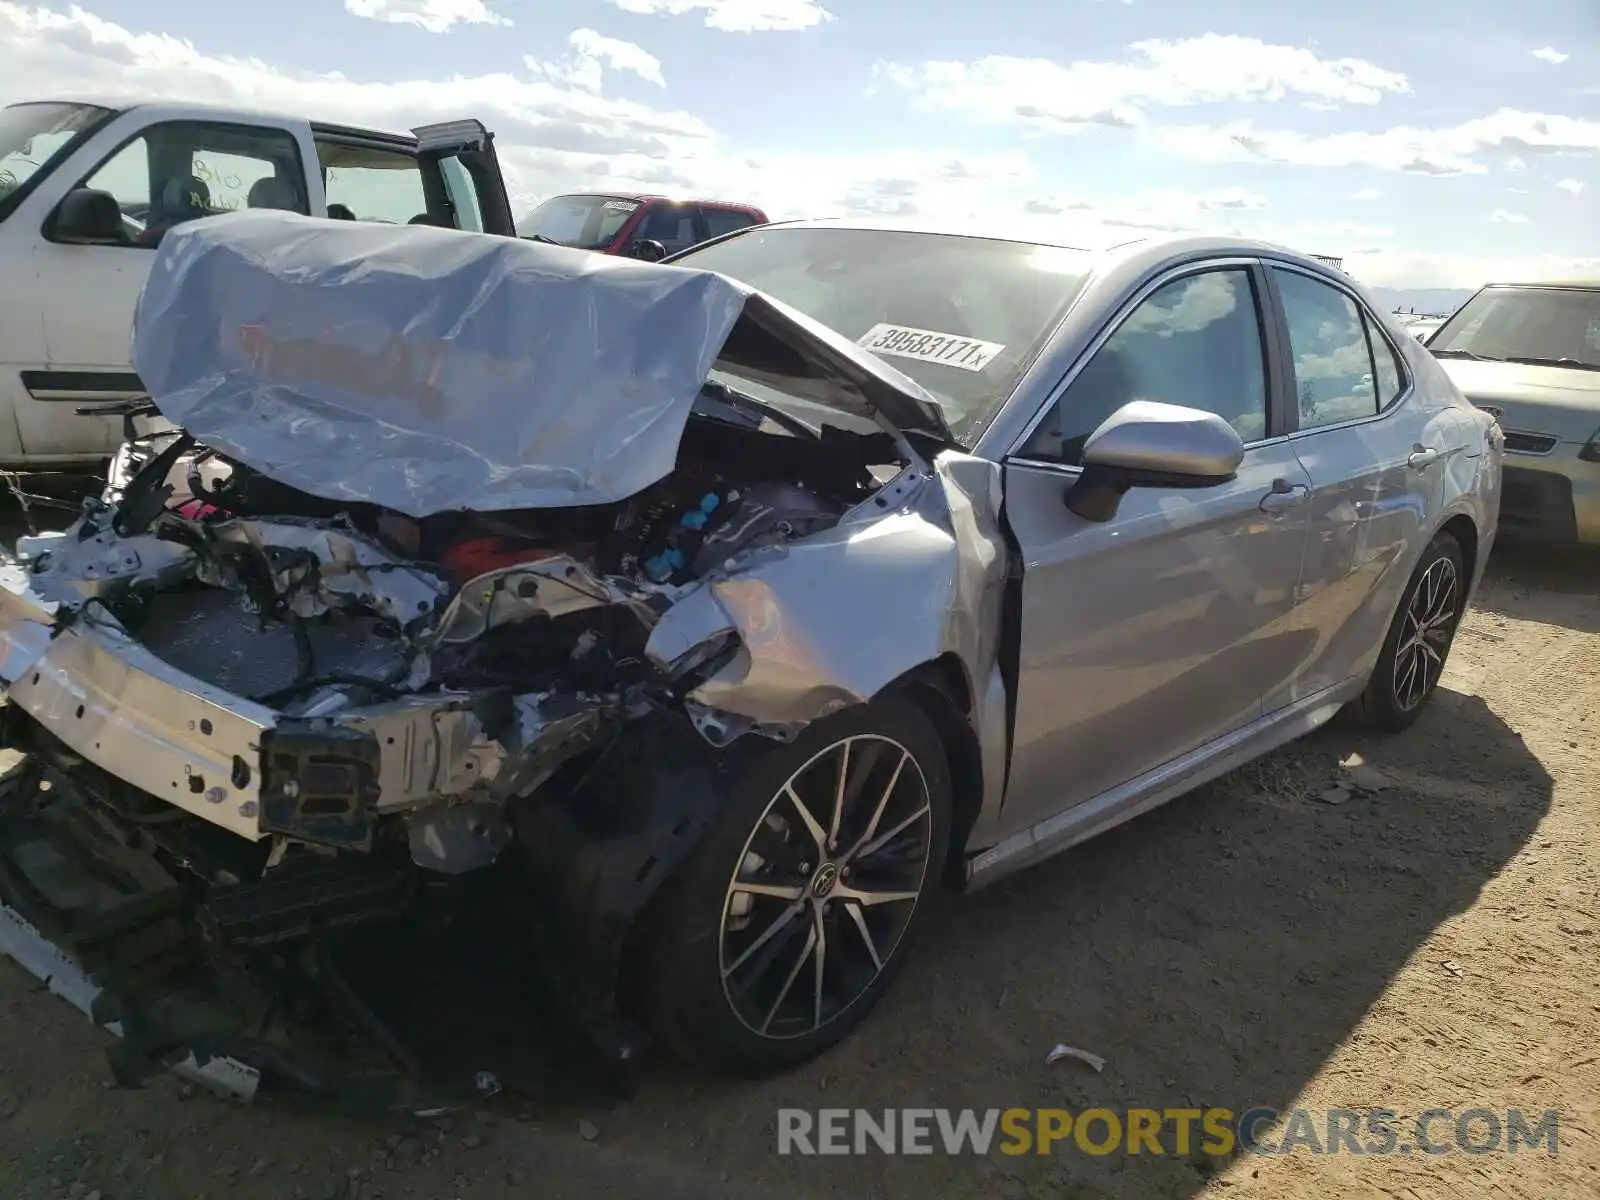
[51,188,127,245]
[1066,400,1246,523]
[627,238,667,262]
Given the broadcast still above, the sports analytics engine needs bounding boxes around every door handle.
[1259,479,1309,513]
[1407,445,1440,470]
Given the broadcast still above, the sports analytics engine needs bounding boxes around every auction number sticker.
[857,324,1006,372]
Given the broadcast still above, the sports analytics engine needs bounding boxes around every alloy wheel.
[718,734,933,1040]
[1392,554,1460,713]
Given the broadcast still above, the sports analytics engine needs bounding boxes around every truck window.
[699,206,755,239]
[0,101,113,221]
[317,141,428,225]
[73,121,308,248]
[439,157,482,232]
[636,202,700,255]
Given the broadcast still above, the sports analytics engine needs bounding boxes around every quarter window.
[72,121,307,248]
[1020,268,1269,464]
[1273,268,1380,429]
[1365,313,1406,409]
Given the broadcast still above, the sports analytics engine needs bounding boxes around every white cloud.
[1505,154,1527,171]
[1155,108,1600,175]
[343,0,510,34]
[1016,186,1271,235]
[606,0,833,33]
[1507,186,1529,194]
[1556,178,1586,195]
[1491,209,1529,224]
[879,35,1410,132]
[1347,249,1600,289]
[1529,46,1570,64]
[0,1,712,208]
[533,29,666,90]
[1350,187,1382,200]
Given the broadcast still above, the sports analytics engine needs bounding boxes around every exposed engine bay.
[0,396,916,1105]
[21,399,906,853]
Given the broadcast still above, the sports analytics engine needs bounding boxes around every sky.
[1,0,1596,287]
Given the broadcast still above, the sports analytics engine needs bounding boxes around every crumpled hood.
[132,210,954,519]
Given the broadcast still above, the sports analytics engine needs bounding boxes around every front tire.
[1358,529,1467,732]
[639,696,952,1076]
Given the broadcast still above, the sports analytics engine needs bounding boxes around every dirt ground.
[0,490,1594,1199]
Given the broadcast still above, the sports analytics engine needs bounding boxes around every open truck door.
[412,119,515,237]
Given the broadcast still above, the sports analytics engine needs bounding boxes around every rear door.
[1263,264,1457,706]
[997,260,1314,837]
[411,119,515,237]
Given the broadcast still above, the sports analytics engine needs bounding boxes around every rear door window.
[1272,268,1380,429]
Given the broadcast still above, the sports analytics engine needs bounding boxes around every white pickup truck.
[0,97,515,469]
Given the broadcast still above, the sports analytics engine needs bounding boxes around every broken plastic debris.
[1045,1044,1106,1072]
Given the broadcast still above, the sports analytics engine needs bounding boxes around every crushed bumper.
[6,617,273,840]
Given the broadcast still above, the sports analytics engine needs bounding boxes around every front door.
[998,263,1314,837]
[30,117,313,457]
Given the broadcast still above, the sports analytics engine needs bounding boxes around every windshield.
[1429,285,1600,370]
[0,101,113,221]
[518,194,640,249]
[670,226,1093,445]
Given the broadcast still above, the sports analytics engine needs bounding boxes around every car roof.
[735,214,1345,275]
[547,191,765,210]
[9,95,414,140]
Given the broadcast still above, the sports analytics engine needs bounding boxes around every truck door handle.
[1407,445,1440,470]
[1259,479,1309,513]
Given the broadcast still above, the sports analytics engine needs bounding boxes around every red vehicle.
[516,192,767,260]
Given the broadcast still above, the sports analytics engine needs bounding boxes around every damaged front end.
[0,210,1008,1106]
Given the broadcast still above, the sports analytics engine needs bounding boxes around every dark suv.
[517,193,767,260]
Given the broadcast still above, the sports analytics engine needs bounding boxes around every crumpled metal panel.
[644,452,1009,765]
[132,211,952,519]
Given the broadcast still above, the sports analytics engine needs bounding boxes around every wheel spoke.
[733,879,806,901]
[760,919,818,1034]
[847,749,909,860]
[854,803,930,863]
[828,739,851,849]
[811,907,828,1029]
[844,901,884,971]
[783,784,828,858]
[723,901,805,978]
[1426,576,1458,626]
[832,883,919,907]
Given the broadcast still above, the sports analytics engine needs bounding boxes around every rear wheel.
[1358,530,1466,732]
[640,696,951,1076]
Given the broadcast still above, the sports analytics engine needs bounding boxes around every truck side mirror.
[627,238,667,262]
[52,188,127,245]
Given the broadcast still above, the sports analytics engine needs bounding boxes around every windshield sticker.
[603,199,640,212]
[857,324,1006,372]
